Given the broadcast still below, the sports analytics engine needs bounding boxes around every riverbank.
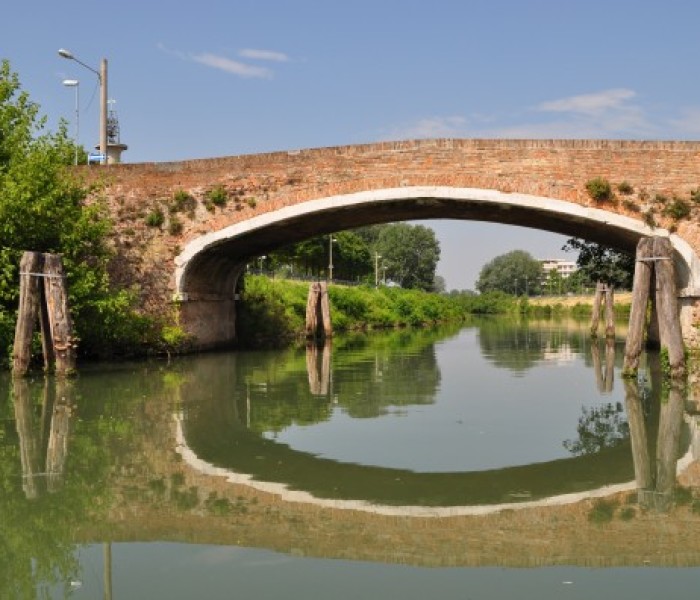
[236,276,631,348]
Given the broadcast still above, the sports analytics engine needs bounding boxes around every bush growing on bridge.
[585,177,613,203]
[662,196,691,220]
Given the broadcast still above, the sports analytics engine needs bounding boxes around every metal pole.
[328,235,334,283]
[100,59,108,165]
[375,253,381,288]
[74,83,80,165]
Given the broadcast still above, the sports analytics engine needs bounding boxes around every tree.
[563,238,634,289]
[0,60,147,363]
[476,250,543,295]
[375,223,441,291]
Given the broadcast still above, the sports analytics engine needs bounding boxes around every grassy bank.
[235,277,631,348]
[237,276,470,347]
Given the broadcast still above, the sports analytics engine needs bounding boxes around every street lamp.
[374,253,382,288]
[258,255,266,274]
[58,48,107,165]
[328,235,337,283]
[62,79,79,165]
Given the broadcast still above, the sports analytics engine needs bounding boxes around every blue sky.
[4,0,700,289]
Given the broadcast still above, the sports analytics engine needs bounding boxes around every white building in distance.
[540,259,578,279]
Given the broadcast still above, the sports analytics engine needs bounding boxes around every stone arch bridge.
[87,139,700,348]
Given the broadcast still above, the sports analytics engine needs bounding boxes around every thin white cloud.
[157,43,273,79]
[537,89,636,116]
[239,48,290,62]
[191,53,272,79]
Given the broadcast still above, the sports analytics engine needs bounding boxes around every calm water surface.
[2,316,700,599]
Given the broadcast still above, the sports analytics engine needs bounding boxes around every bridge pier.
[177,293,237,349]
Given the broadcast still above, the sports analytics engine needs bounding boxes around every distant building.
[540,258,578,279]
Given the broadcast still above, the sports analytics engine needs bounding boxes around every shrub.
[206,185,228,207]
[145,208,165,227]
[586,177,613,202]
[246,197,257,208]
[170,189,196,215]
[622,199,640,212]
[642,208,657,228]
[588,498,618,523]
[617,181,634,195]
[168,217,183,235]
[691,188,700,204]
[663,197,691,220]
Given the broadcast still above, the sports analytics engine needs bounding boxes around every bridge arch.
[174,186,700,348]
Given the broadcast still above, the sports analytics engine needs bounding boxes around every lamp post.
[258,255,266,274]
[62,79,79,165]
[328,235,337,283]
[58,48,107,165]
[374,253,382,288]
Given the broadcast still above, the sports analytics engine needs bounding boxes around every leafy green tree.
[563,238,634,289]
[376,223,440,291]
[333,230,372,281]
[476,250,543,295]
[0,60,148,363]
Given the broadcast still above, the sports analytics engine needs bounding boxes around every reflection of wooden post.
[653,237,685,379]
[604,338,615,393]
[623,238,653,376]
[591,341,604,393]
[656,382,685,502]
[103,542,113,600]
[43,254,77,376]
[624,379,652,490]
[13,252,43,376]
[13,379,44,499]
[46,379,73,492]
[306,341,332,396]
[590,282,605,338]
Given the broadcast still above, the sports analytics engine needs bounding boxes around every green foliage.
[617,181,634,195]
[206,185,228,207]
[643,208,657,228]
[375,223,441,291]
[145,207,165,227]
[168,217,183,235]
[236,276,468,347]
[585,177,613,202]
[691,188,700,204]
[169,189,197,216]
[476,250,543,295]
[662,196,691,220]
[563,238,634,289]
[0,60,150,364]
[563,402,629,456]
[588,498,619,523]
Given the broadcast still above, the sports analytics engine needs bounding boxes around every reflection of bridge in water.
[177,339,699,515]
[10,329,700,568]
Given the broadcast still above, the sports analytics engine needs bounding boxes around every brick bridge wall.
[85,138,700,347]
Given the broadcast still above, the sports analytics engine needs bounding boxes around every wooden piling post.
[12,252,44,376]
[652,237,685,379]
[12,252,77,376]
[622,238,653,377]
[319,281,332,338]
[305,282,322,339]
[305,282,333,340]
